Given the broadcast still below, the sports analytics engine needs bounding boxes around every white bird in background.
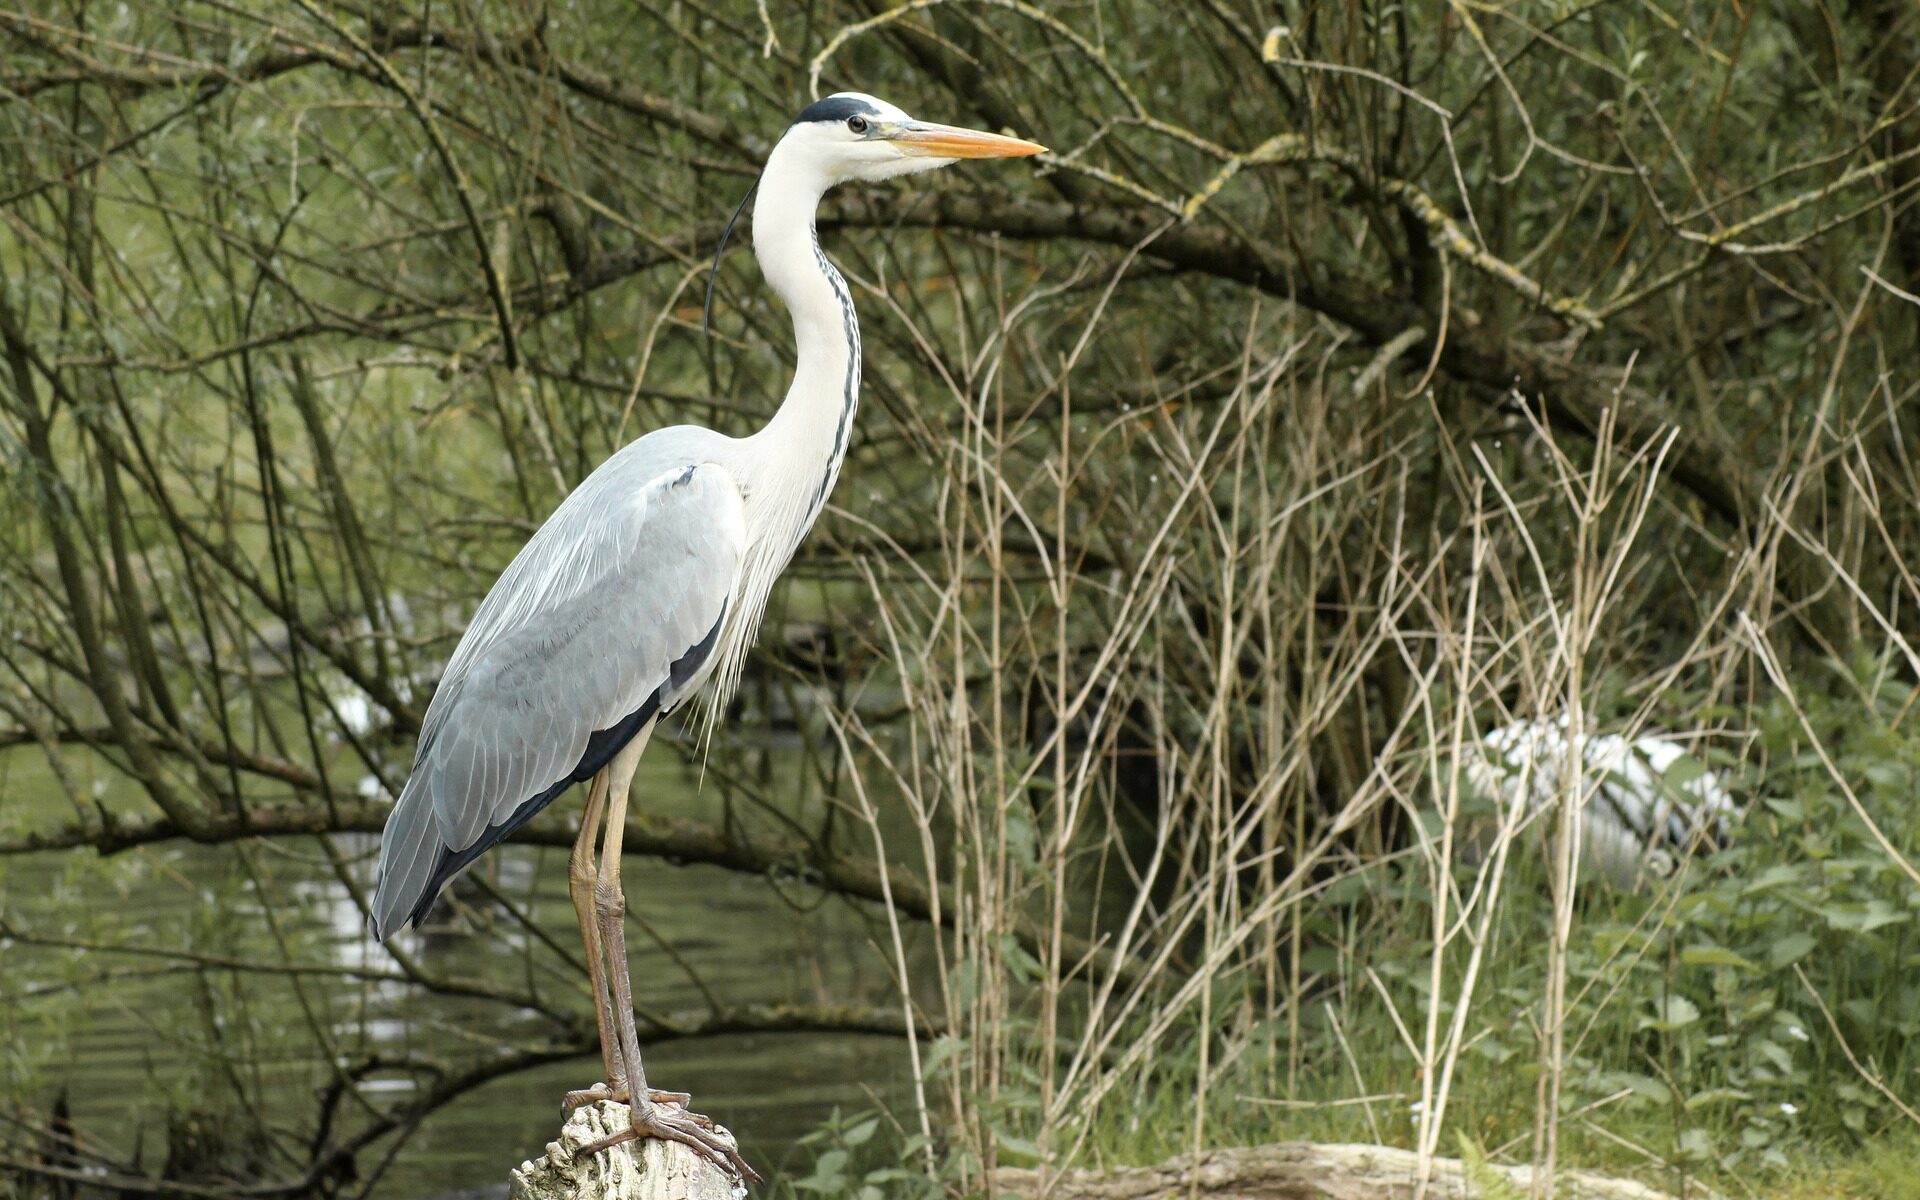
[1462,717,1736,889]
[366,94,1045,1180]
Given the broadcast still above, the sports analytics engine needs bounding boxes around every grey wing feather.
[370,447,744,940]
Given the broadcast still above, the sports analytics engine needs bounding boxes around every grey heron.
[367,93,1044,1181]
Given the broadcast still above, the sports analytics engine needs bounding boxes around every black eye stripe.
[792,95,882,126]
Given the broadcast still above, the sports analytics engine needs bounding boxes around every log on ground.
[993,1142,1700,1200]
[508,1102,743,1200]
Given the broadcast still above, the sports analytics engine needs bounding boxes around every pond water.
[1,738,924,1197]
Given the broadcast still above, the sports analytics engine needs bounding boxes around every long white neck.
[745,139,860,526]
[703,138,861,713]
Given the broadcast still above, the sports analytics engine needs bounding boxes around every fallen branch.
[992,1142,1699,1200]
[0,797,1135,988]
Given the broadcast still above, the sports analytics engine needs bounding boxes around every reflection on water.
[2,743,922,1197]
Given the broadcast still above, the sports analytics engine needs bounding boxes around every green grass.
[1763,1134,1920,1200]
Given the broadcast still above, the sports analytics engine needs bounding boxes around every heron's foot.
[562,1082,703,1119]
[561,1081,629,1117]
[580,1094,761,1186]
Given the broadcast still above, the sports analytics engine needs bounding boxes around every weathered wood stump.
[992,1142,1694,1200]
[508,1102,743,1200]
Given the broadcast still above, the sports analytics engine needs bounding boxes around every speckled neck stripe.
[809,226,860,516]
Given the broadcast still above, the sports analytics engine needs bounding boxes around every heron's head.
[777,92,1046,187]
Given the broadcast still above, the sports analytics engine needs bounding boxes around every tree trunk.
[507,1103,742,1200]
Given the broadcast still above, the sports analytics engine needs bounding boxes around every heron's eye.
[847,116,869,134]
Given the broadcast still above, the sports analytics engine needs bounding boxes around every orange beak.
[894,121,1048,159]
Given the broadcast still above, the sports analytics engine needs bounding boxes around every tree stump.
[507,1102,744,1200]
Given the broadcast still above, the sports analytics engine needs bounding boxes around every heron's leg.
[561,771,628,1115]
[591,730,652,1102]
[582,729,759,1184]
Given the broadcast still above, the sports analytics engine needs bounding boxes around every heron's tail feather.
[368,776,439,942]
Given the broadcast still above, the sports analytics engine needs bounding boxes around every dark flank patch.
[403,607,728,930]
[793,95,881,126]
[670,607,725,691]
[403,690,661,930]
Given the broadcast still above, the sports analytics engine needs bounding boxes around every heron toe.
[561,1082,707,1120]
[580,1093,760,1185]
[561,1080,629,1117]
[644,1089,699,1117]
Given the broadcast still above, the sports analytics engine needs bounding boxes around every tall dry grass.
[808,265,1920,1196]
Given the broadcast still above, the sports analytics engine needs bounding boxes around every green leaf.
[1684,1086,1752,1110]
[1678,1128,1714,1161]
[811,1149,849,1182]
[1743,865,1804,895]
[1769,933,1817,967]
[1863,760,1910,789]
[999,933,1045,984]
[920,1036,960,1079]
[1754,1038,1793,1075]
[1004,805,1039,869]
[1300,946,1339,974]
[1681,946,1757,972]
[1453,1132,1527,1200]
[1824,899,1909,933]
[1594,1071,1670,1105]
[1639,995,1701,1032]
[995,1130,1043,1164]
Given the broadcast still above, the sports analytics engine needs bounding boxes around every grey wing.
[369,460,745,940]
